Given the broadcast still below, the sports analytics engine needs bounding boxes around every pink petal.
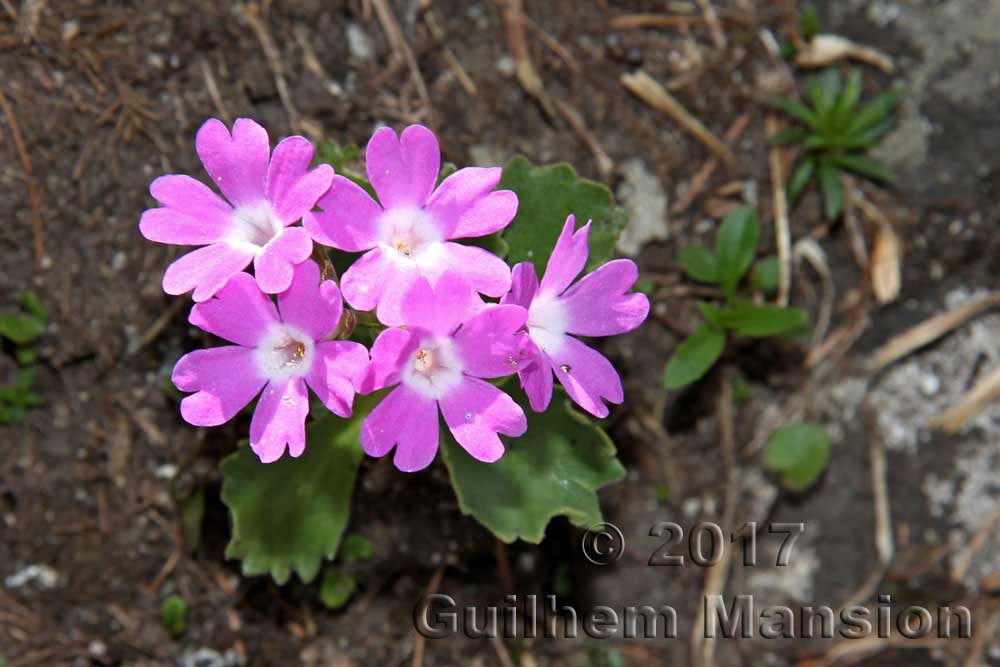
[340,249,392,313]
[305,176,384,251]
[426,167,517,238]
[453,305,527,378]
[539,215,590,296]
[189,272,279,347]
[250,377,310,463]
[253,227,313,294]
[438,242,512,297]
[400,272,476,337]
[500,262,539,309]
[276,260,342,340]
[173,346,266,426]
[265,136,335,224]
[560,259,650,337]
[140,175,234,245]
[306,340,369,416]
[518,351,554,413]
[360,327,416,393]
[439,377,526,463]
[546,335,623,418]
[196,118,270,208]
[361,386,440,472]
[162,243,254,302]
[365,125,440,209]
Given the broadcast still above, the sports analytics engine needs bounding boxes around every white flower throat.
[229,201,284,253]
[402,337,463,399]
[255,324,315,381]
[380,208,443,265]
[527,291,568,354]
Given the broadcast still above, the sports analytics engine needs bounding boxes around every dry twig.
[0,88,44,270]
[499,0,555,118]
[793,238,834,346]
[609,14,703,30]
[411,566,445,667]
[200,59,231,125]
[691,374,736,667]
[696,0,726,50]
[862,398,893,565]
[766,114,792,306]
[795,34,895,74]
[241,4,298,129]
[425,14,477,97]
[869,292,1000,371]
[931,365,1000,433]
[552,98,613,181]
[621,70,737,168]
[671,112,750,215]
[951,498,1000,582]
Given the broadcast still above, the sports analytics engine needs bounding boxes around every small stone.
[5,564,60,590]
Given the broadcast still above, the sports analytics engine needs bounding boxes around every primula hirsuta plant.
[141,118,648,582]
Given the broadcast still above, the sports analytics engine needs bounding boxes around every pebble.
[5,564,60,590]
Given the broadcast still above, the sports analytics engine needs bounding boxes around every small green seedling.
[160,595,188,638]
[339,533,373,563]
[763,422,830,492]
[768,68,899,220]
[665,207,809,390]
[0,291,47,424]
[319,567,357,610]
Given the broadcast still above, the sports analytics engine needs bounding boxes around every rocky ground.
[2,1,999,666]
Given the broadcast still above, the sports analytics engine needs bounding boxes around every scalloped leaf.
[220,403,371,584]
[440,391,625,543]
[498,156,626,273]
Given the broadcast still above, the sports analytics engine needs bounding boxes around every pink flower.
[140,118,333,301]
[501,216,649,418]
[304,125,518,325]
[172,261,368,463]
[359,274,528,472]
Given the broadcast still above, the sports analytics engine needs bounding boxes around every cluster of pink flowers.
[141,119,648,471]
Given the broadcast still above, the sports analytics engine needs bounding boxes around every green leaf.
[14,346,36,366]
[499,156,626,273]
[800,4,821,41]
[751,256,781,294]
[808,69,842,122]
[787,157,816,204]
[312,139,360,172]
[664,324,726,390]
[717,302,809,337]
[695,301,725,329]
[160,595,188,638]
[731,376,753,405]
[220,404,370,584]
[847,87,900,136]
[827,153,893,182]
[678,246,719,284]
[769,127,809,146]
[764,422,830,491]
[766,95,819,128]
[319,568,358,610]
[0,314,44,345]
[850,116,896,146]
[340,533,373,563]
[440,392,625,543]
[634,278,656,296]
[831,69,863,130]
[19,290,47,323]
[817,159,844,220]
[715,206,759,298]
